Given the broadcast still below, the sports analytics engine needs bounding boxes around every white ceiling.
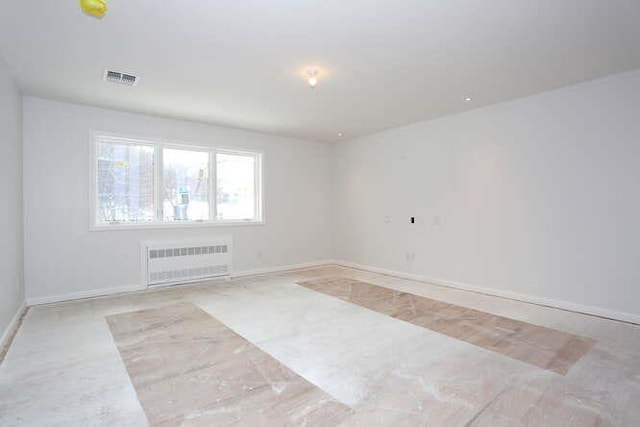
[1,1,640,142]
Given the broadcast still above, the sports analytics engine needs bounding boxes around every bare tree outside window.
[97,142,155,223]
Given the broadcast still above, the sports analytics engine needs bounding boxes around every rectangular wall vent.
[104,70,139,86]
[143,238,232,287]
[149,245,228,259]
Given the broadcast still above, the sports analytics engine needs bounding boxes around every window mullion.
[156,145,163,222]
[254,153,260,222]
[211,150,217,222]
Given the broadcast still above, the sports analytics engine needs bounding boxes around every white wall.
[23,97,332,301]
[333,69,640,319]
[0,54,24,336]
[21,70,640,319]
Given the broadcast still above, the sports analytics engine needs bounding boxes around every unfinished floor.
[1,265,639,426]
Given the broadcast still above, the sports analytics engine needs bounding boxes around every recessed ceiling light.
[337,132,344,137]
[464,95,473,102]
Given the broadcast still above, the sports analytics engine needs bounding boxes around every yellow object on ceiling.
[79,0,108,19]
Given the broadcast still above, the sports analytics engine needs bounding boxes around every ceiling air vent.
[104,70,139,86]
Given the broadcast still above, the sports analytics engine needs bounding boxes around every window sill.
[90,220,265,231]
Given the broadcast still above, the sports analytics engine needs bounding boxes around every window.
[96,141,155,224]
[93,135,262,228]
[216,151,256,220]
[162,148,210,222]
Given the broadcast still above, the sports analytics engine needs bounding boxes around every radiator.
[143,237,232,286]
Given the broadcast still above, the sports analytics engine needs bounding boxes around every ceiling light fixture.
[464,95,473,102]
[337,132,344,137]
[306,69,319,89]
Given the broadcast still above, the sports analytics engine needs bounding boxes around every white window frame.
[90,133,264,230]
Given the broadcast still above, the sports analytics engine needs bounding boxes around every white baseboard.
[334,260,640,325]
[24,260,337,306]
[1,302,27,352]
[231,260,336,278]
[27,259,634,325]
[26,284,147,306]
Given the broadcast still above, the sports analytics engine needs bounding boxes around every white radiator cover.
[142,237,232,286]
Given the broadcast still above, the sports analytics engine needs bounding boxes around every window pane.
[162,148,210,221]
[97,142,155,223]
[216,152,256,220]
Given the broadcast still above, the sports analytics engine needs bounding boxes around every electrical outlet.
[405,252,415,262]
